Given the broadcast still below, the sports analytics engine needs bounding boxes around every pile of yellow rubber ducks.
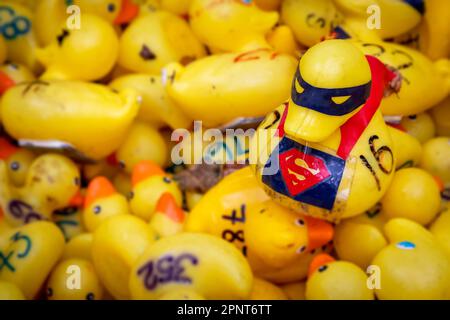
[0,0,449,300]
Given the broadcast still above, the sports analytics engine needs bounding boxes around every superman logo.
[262,136,346,211]
[279,148,331,196]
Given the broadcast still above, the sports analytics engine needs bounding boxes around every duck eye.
[46,287,53,297]
[128,191,134,200]
[318,265,328,272]
[74,177,80,186]
[295,219,305,226]
[408,115,417,120]
[119,161,126,169]
[297,246,306,254]
[163,177,172,184]
[10,161,20,171]
[93,206,101,214]
[86,292,95,300]
[107,3,116,12]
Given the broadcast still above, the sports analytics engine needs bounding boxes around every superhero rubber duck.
[251,39,399,222]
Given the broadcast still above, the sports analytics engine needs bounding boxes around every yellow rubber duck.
[34,0,69,47]
[420,137,450,186]
[252,40,397,222]
[92,214,156,300]
[381,167,441,225]
[118,10,206,74]
[157,0,192,16]
[387,125,422,169]
[62,233,93,262]
[83,176,130,232]
[164,49,297,127]
[0,62,35,96]
[0,1,41,73]
[36,14,119,81]
[46,258,104,300]
[334,203,388,269]
[333,0,423,41]
[149,192,186,238]
[399,112,436,143]
[0,281,25,300]
[249,278,287,300]
[280,281,306,300]
[109,74,192,130]
[0,137,35,187]
[416,0,450,60]
[0,35,6,65]
[129,160,182,221]
[74,0,140,25]
[266,25,300,58]
[129,233,253,300]
[0,221,65,299]
[352,40,450,116]
[255,0,282,11]
[430,96,450,136]
[281,0,343,47]
[1,80,139,161]
[0,153,80,227]
[113,171,132,197]
[53,199,85,242]
[186,167,334,282]
[189,0,278,52]
[372,218,450,299]
[306,253,374,300]
[430,209,450,259]
[115,121,168,173]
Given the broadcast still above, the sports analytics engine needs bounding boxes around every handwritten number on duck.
[360,135,394,191]
[137,253,199,290]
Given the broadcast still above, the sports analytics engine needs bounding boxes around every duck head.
[286,40,372,142]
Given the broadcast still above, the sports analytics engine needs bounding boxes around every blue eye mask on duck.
[291,69,372,116]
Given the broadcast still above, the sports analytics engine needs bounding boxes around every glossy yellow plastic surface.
[382,168,441,225]
[255,0,282,11]
[430,209,450,259]
[281,0,342,47]
[159,0,192,15]
[130,161,182,221]
[74,0,140,25]
[280,281,306,300]
[109,74,192,129]
[189,0,278,52]
[400,113,436,143]
[83,177,130,232]
[354,40,450,116]
[129,233,253,300]
[334,206,388,269]
[387,126,422,169]
[1,81,139,160]
[92,215,156,299]
[306,254,374,300]
[373,218,450,299]
[116,121,168,173]
[46,258,104,300]
[420,137,450,186]
[334,0,422,40]
[165,49,297,127]
[62,233,94,262]
[266,25,299,57]
[37,14,119,81]
[34,0,67,47]
[430,97,450,136]
[0,138,35,187]
[249,278,287,300]
[0,281,25,300]
[149,193,186,238]
[118,11,205,74]
[0,221,65,299]
[0,154,80,226]
[417,0,450,60]
[0,1,41,73]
